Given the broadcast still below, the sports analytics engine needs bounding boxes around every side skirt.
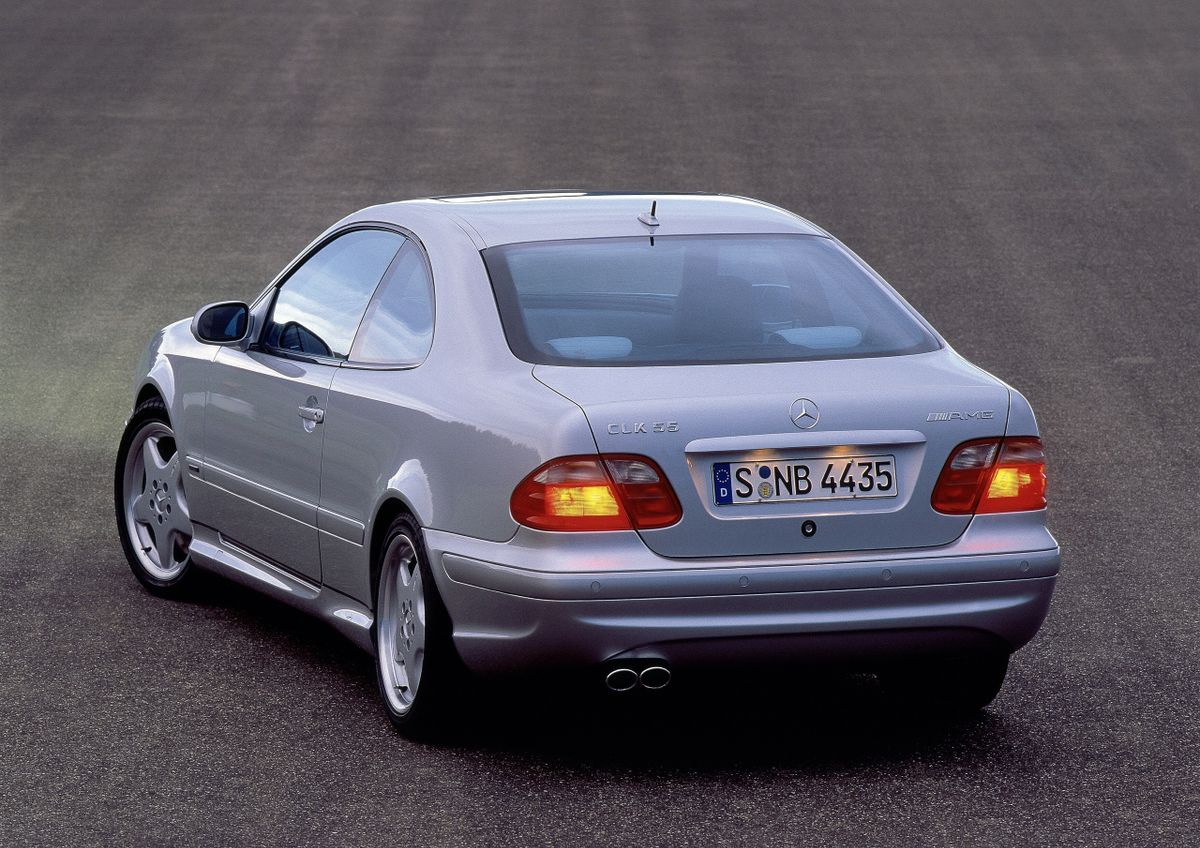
[188,523,375,655]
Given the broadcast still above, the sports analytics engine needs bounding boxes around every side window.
[351,241,435,364]
[265,229,405,360]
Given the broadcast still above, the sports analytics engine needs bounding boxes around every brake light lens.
[511,454,683,531]
[931,437,1046,515]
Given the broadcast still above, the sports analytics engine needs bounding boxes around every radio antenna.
[637,200,659,227]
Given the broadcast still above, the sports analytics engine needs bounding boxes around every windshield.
[482,235,940,366]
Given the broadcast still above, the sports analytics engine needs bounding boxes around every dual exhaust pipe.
[605,665,671,692]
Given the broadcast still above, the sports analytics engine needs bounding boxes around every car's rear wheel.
[114,397,197,597]
[374,514,461,735]
[881,653,1010,716]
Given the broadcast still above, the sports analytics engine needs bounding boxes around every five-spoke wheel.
[377,532,426,714]
[115,397,196,593]
[373,514,461,734]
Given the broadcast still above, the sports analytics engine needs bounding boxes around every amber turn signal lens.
[932,437,1046,515]
[510,454,682,531]
[977,437,1047,513]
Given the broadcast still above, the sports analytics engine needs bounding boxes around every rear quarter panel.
[313,212,598,603]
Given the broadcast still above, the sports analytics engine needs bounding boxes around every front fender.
[131,329,169,414]
[129,318,217,465]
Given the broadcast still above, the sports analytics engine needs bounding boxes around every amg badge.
[927,410,996,421]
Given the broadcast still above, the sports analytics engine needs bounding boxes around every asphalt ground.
[1,1,1197,845]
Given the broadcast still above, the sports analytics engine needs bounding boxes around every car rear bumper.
[425,516,1060,675]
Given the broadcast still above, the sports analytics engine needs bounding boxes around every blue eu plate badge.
[713,462,733,505]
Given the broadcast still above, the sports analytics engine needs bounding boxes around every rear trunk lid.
[534,350,1009,558]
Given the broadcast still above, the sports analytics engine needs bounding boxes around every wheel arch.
[368,495,420,608]
[132,359,178,427]
[130,325,176,412]
[136,381,166,410]
[367,459,436,607]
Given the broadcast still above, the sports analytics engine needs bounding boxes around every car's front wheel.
[374,514,461,735]
[114,397,198,597]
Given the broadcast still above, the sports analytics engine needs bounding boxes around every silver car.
[115,191,1059,733]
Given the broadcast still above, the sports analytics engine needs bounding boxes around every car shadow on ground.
[186,571,1028,773]
[442,677,1019,774]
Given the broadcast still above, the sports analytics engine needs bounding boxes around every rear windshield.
[482,234,939,366]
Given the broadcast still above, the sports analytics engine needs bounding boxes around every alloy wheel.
[122,420,192,580]
[377,533,426,714]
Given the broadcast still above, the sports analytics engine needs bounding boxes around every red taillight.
[931,437,1047,515]
[510,454,683,532]
[603,455,684,529]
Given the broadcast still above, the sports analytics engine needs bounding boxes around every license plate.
[713,455,898,505]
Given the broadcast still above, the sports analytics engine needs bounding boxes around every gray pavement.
[1,1,1197,845]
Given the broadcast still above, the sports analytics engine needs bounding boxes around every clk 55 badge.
[607,421,679,434]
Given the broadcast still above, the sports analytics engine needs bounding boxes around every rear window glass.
[482,235,939,366]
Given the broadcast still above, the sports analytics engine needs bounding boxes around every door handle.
[298,405,325,424]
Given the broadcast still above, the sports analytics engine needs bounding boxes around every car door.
[316,237,436,602]
[197,227,406,581]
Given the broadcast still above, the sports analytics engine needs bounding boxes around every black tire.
[373,513,464,737]
[881,653,1010,717]
[114,396,199,598]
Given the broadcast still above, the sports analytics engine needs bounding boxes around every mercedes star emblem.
[790,398,820,429]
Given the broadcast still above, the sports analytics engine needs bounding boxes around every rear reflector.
[511,454,683,531]
[931,437,1047,515]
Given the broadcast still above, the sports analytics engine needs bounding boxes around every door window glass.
[266,229,405,360]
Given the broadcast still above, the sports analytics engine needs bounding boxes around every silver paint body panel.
[533,353,1010,558]
[426,511,1057,673]
[196,348,336,581]
[130,192,1059,673]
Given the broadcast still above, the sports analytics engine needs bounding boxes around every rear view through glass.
[483,235,939,366]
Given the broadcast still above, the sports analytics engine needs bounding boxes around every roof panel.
[370,192,824,246]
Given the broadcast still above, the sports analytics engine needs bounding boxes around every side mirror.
[191,301,250,345]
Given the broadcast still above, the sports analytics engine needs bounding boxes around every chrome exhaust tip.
[639,665,672,690]
[605,667,639,692]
